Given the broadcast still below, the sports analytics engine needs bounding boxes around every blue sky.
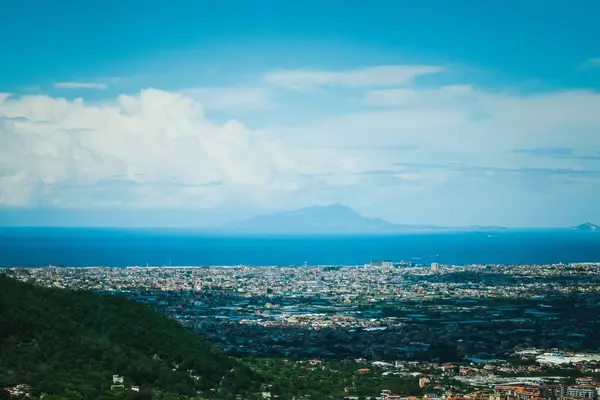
[1,0,600,227]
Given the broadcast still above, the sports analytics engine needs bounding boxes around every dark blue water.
[0,228,599,267]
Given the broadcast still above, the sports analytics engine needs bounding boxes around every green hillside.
[0,275,261,400]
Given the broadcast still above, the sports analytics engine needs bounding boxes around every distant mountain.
[223,204,600,235]
[221,204,512,234]
[222,203,400,234]
[572,222,599,231]
[463,225,509,231]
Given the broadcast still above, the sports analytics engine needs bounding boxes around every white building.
[371,260,393,268]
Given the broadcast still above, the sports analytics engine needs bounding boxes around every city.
[3,261,600,399]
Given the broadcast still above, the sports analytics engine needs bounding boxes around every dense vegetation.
[244,358,424,399]
[0,276,261,399]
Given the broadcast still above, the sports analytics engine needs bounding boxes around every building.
[491,385,543,400]
[538,384,563,399]
[419,377,432,388]
[431,263,440,273]
[6,384,33,397]
[565,385,597,399]
[382,389,404,400]
[576,378,595,385]
[371,260,393,268]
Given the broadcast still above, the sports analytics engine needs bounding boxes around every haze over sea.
[1,228,599,268]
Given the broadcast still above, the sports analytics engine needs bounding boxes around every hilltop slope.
[0,275,261,399]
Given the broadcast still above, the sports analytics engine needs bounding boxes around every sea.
[1,227,599,267]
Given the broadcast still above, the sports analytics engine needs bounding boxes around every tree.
[0,275,261,399]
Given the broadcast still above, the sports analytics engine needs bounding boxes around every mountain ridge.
[572,222,599,231]
[221,204,595,234]
[221,203,397,234]
[221,204,509,234]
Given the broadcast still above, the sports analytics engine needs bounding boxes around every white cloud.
[0,170,34,206]
[300,87,600,157]
[54,82,108,89]
[265,65,445,90]
[0,89,358,208]
[363,85,474,107]
[578,57,600,70]
[181,87,274,111]
[272,85,600,217]
[2,65,600,226]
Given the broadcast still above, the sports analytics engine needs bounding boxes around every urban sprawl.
[3,261,600,400]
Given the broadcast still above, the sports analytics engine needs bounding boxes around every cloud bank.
[0,89,359,209]
[265,65,444,90]
[54,82,108,89]
[2,64,600,226]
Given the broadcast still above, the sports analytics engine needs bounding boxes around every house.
[565,385,597,399]
[131,386,140,392]
[113,374,124,384]
[419,378,431,388]
[471,389,492,400]
[491,385,545,400]
[381,389,404,400]
[6,384,33,397]
[373,361,394,368]
[576,377,595,385]
[395,361,407,369]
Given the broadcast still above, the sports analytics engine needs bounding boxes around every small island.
[573,222,599,231]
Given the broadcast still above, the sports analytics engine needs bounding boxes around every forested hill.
[0,275,261,400]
